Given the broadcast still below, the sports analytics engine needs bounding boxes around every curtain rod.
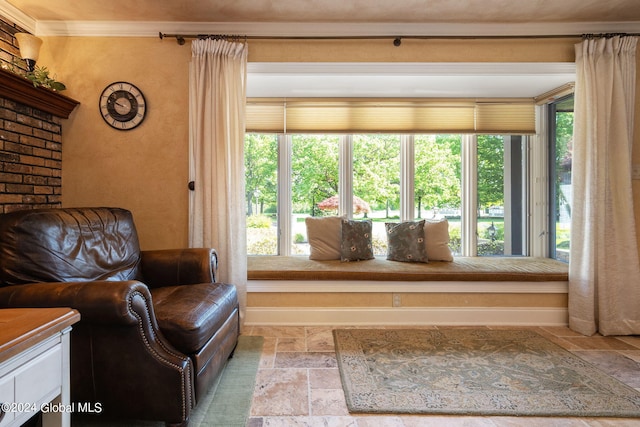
[159,32,639,46]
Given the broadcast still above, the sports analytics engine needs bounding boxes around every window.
[549,95,574,262]
[477,135,528,256]
[414,135,462,254]
[291,135,340,255]
[246,132,530,257]
[245,134,278,255]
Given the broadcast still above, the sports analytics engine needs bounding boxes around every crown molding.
[33,20,640,38]
[0,0,35,32]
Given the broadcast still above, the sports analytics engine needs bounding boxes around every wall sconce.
[15,33,43,72]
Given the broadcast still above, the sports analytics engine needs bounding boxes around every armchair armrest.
[141,248,218,288]
[0,279,195,422]
[0,280,153,325]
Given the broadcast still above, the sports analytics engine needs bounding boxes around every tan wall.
[248,292,567,308]
[39,36,639,255]
[40,37,192,250]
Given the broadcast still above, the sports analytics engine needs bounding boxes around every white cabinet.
[0,309,79,427]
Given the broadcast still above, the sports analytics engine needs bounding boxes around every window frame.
[546,94,574,262]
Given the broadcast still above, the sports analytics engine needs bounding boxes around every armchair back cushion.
[0,207,142,285]
[0,207,240,425]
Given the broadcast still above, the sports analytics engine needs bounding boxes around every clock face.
[99,82,146,130]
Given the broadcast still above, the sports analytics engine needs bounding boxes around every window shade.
[246,98,536,134]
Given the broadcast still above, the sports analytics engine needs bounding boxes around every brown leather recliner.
[0,207,239,426]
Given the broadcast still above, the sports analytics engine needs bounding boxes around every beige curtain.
[569,36,640,336]
[189,39,248,326]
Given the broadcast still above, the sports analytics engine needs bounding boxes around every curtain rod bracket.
[158,32,185,45]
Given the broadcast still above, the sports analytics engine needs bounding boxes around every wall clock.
[99,81,147,130]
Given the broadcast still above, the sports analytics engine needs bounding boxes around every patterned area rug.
[333,328,640,417]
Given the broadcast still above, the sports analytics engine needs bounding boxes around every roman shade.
[246,97,536,134]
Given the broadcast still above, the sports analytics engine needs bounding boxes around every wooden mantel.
[0,68,79,118]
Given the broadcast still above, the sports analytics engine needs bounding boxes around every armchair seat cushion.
[151,282,238,354]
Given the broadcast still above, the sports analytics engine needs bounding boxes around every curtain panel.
[189,39,248,325]
[569,36,640,336]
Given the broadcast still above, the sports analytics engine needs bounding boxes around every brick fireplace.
[0,16,79,213]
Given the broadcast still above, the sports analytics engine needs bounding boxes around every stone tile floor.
[242,325,640,427]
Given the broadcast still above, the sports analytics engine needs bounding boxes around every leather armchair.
[0,207,239,426]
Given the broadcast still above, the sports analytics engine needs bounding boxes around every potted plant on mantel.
[1,58,66,91]
[0,59,79,119]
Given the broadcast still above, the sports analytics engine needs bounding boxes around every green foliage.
[448,226,461,255]
[555,111,574,166]
[371,235,388,256]
[477,135,505,209]
[245,134,278,216]
[246,228,277,255]
[291,135,340,215]
[553,104,574,255]
[556,224,571,249]
[294,233,306,243]
[478,241,504,256]
[246,215,272,228]
[25,66,66,91]
[247,237,277,255]
[2,59,66,91]
[244,133,511,218]
[414,134,461,211]
[353,134,401,213]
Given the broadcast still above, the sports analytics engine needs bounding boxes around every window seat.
[246,256,569,326]
[247,256,569,283]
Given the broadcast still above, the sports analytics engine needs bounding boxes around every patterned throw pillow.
[340,219,374,262]
[385,220,428,263]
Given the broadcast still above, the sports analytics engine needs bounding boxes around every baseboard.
[244,306,569,326]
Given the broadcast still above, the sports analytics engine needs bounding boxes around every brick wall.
[0,13,20,67]
[0,15,63,213]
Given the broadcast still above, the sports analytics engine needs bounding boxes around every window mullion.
[400,134,414,221]
[461,134,477,256]
[278,134,292,256]
[531,104,550,257]
[504,135,513,255]
[339,135,353,218]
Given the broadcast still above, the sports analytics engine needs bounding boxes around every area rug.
[189,335,263,426]
[333,328,640,417]
[73,335,264,427]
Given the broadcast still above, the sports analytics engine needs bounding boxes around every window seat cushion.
[247,256,568,282]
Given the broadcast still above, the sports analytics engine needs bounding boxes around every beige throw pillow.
[424,219,454,261]
[306,216,344,260]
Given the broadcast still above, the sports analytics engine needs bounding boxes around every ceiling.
[2,0,638,99]
[5,0,640,26]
